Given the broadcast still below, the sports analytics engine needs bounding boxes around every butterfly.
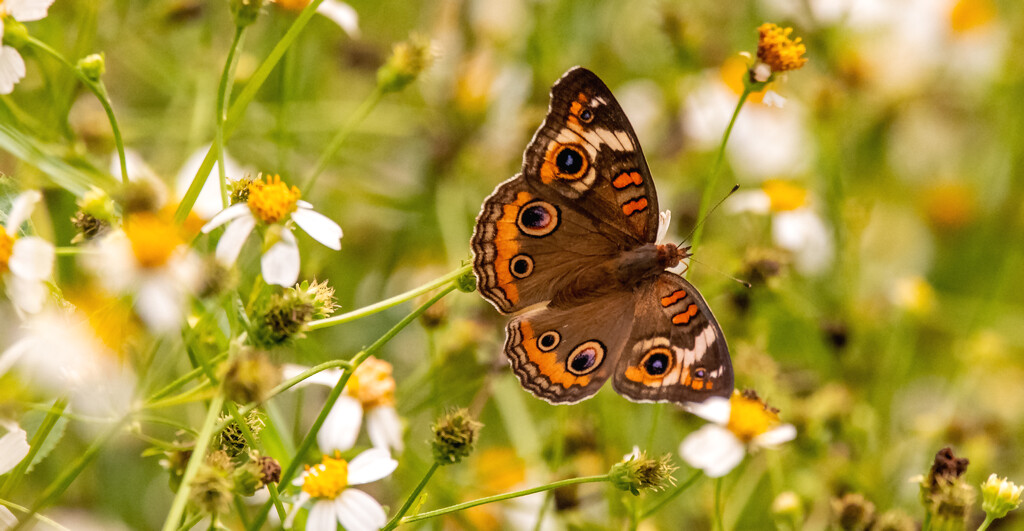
[470,67,733,406]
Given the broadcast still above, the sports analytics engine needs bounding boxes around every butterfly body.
[471,67,733,406]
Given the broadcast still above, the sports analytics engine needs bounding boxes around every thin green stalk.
[24,36,128,184]
[146,352,228,402]
[175,513,203,531]
[400,475,611,525]
[303,86,384,193]
[0,500,69,531]
[688,84,752,258]
[250,285,459,529]
[307,264,471,330]
[382,462,440,531]
[161,393,226,531]
[976,515,995,531]
[923,512,933,531]
[15,417,128,530]
[639,470,703,519]
[0,398,68,498]
[215,26,247,208]
[175,0,328,224]
[714,476,725,531]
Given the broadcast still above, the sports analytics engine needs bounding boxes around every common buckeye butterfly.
[471,67,733,405]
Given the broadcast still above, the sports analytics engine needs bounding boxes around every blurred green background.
[2,0,1024,529]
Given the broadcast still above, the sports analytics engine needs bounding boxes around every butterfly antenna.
[687,255,752,289]
[681,184,741,245]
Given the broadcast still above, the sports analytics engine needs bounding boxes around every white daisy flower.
[0,420,29,527]
[273,0,360,37]
[0,0,56,94]
[201,174,342,287]
[283,356,404,454]
[727,179,833,275]
[1,190,55,314]
[285,448,398,531]
[680,390,796,478]
[82,212,201,332]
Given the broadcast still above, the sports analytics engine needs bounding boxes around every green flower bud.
[222,349,281,405]
[189,466,234,514]
[232,460,264,497]
[609,449,676,496]
[431,408,482,465]
[455,268,476,293]
[3,20,28,49]
[230,0,265,28]
[377,34,433,94]
[981,474,1022,520]
[77,53,106,82]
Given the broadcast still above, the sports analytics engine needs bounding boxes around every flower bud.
[831,493,875,531]
[872,510,916,531]
[255,287,316,346]
[609,449,677,496]
[189,451,234,514]
[77,53,106,82]
[257,454,282,485]
[455,268,477,293]
[377,34,433,94]
[920,447,975,529]
[3,20,28,49]
[231,0,265,28]
[431,408,482,465]
[222,349,281,405]
[981,473,1022,520]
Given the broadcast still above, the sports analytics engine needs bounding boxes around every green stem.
[161,394,226,531]
[302,86,384,193]
[639,470,703,519]
[174,0,328,224]
[0,397,67,498]
[645,403,663,450]
[688,84,752,258]
[307,264,471,330]
[24,36,128,184]
[976,515,995,531]
[923,512,932,531]
[382,462,440,531]
[250,285,460,529]
[0,500,69,531]
[215,26,247,208]
[146,352,228,402]
[400,475,610,525]
[714,476,725,531]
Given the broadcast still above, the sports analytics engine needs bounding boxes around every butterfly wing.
[612,273,733,404]
[504,291,635,404]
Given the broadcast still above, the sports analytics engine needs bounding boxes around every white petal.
[0,505,15,528]
[201,203,251,233]
[135,277,184,333]
[0,340,30,378]
[5,0,55,22]
[4,190,41,234]
[0,421,30,474]
[762,90,787,108]
[336,489,387,531]
[346,448,398,485]
[110,148,161,184]
[772,209,833,275]
[9,236,54,280]
[684,396,731,425]
[725,190,771,215]
[365,406,404,453]
[0,46,25,95]
[261,230,300,287]
[316,0,360,37]
[283,492,311,529]
[291,208,343,251]
[214,215,256,266]
[6,277,47,314]
[753,424,797,448]
[679,425,745,478]
[655,210,672,244]
[175,145,249,220]
[306,500,338,531]
[317,395,362,454]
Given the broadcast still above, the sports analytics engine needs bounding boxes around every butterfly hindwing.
[612,273,733,404]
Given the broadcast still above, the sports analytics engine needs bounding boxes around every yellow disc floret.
[247,175,301,224]
[301,454,349,499]
[762,179,808,212]
[348,356,397,409]
[124,213,183,269]
[757,23,808,73]
[0,231,14,274]
[726,390,780,443]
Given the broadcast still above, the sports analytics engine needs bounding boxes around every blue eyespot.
[556,147,584,175]
[566,340,605,376]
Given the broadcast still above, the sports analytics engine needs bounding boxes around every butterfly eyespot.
[639,347,674,377]
[694,368,707,379]
[516,200,560,237]
[510,254,534,278]
[566,340,605,376]
[537,331,560,352]
[555,146,585,176]
[579,108,593,123]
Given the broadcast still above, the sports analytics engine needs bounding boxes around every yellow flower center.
[301,454,349,499]
[0,231,14,274]
[726,391,780,443]
[246,175,301,224]
[348,357,397,408]
[756,23,808,73]
[275,0,311,11]
[124,213,183,269]
[950,0,995,34]
[762,179,808,212]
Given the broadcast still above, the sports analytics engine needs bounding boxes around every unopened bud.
[78,53,106,82]
[431,408,481,465]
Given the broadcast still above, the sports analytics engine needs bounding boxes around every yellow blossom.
[0,231,14,274]
[246,174,301,224]
[726,390,782,443]
[762,179,808,212]
[301,453,349,499]
[347,356,396,408]
[950,0,996,34]
[124,212,184,268]
[757,23,808,73]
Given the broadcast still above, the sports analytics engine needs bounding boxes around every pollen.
[726,390,780,443]
[348,357,397,408]
[762,179,808,212]
[301,454,349,499]
[0,231,14,274]
[756,23,808,73]
[247,175,301,224]
[124,213,183,268]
